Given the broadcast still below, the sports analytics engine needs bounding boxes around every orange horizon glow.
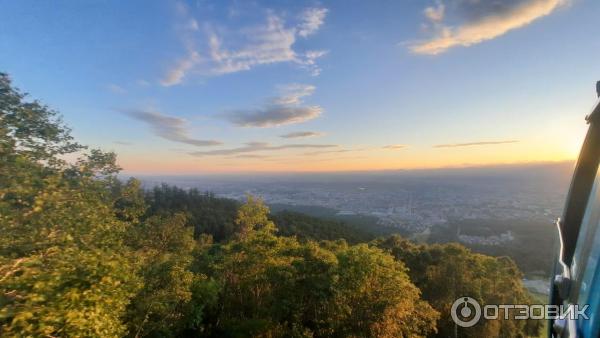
[118,153,579,175]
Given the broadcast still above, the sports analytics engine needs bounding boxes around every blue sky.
[1,0,598,173]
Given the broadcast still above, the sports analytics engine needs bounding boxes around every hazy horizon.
[124,158,576,177]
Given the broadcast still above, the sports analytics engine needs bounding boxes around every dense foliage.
[375,236,542,337]
[0,73,540,337]
[272,211,377,244]
[144,184,239,242]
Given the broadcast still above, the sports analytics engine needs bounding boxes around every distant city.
[137,162,573,246]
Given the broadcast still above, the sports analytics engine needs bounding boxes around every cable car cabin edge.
[550,82,600,338]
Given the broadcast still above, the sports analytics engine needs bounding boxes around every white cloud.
[206,14,298,75]
[226,84,323,127]
[410,0,566,55]
[299,50,328,76]
[161,4,328,86]
[298,7,329,37]
[123,109,222,146]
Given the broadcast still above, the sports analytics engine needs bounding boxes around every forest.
[1,72,542,337]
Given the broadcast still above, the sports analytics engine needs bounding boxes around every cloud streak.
[433,140,518,148]
[161,4,328,85]
[123,109,222,146]
[280,131,324,139]
[410,0,566,55]
[190,142,337,156]
[383,144,407,149]
[303,149,356,156]
[227,106,322,127]
[228,154,271,159]
[226,84,323,127]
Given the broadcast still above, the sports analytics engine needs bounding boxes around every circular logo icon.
[451,297,481,328]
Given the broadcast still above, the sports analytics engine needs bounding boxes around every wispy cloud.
[303,149,356,156]
[280,131,324,139]
[123,109,222,146]
[424,2,445,23]
[227,106,322,128]
[226,84,322,127]
[190,142,337,156]
[383,144,407,149]
[434,140,519,148]
[114,141,133,146]
[204,13,327,77]
[107,84,127,94]
[228,154,271,159]
[410,0,566,55]
[300,50,328,76]
[161,51,200,86]
[298,7,329,37]
[159,3,202,86]
[273,83,316,105]
[174,1,200,32]
[161,3,328,86]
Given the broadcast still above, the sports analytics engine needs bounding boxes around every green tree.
[234,194,276,239]
[0,73,141,337]
[328,242,438,338]
[144,184,238,241]
[112,178,147,224]
[376,235,542,338]
[0,73,82,166]
[125,213,200,337]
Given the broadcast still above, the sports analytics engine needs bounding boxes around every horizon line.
[121,159,576,177]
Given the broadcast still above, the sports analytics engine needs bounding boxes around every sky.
[1,0,598,174]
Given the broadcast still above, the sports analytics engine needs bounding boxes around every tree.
[0,73,82,166]
[328,243,438,338]
[125,213,200,337]
[375,235,542,338]
[144,184,238,242]
[272,210,376,244]
[112,178,147,224]
[234,195,276,239]
[0,73,141,337]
